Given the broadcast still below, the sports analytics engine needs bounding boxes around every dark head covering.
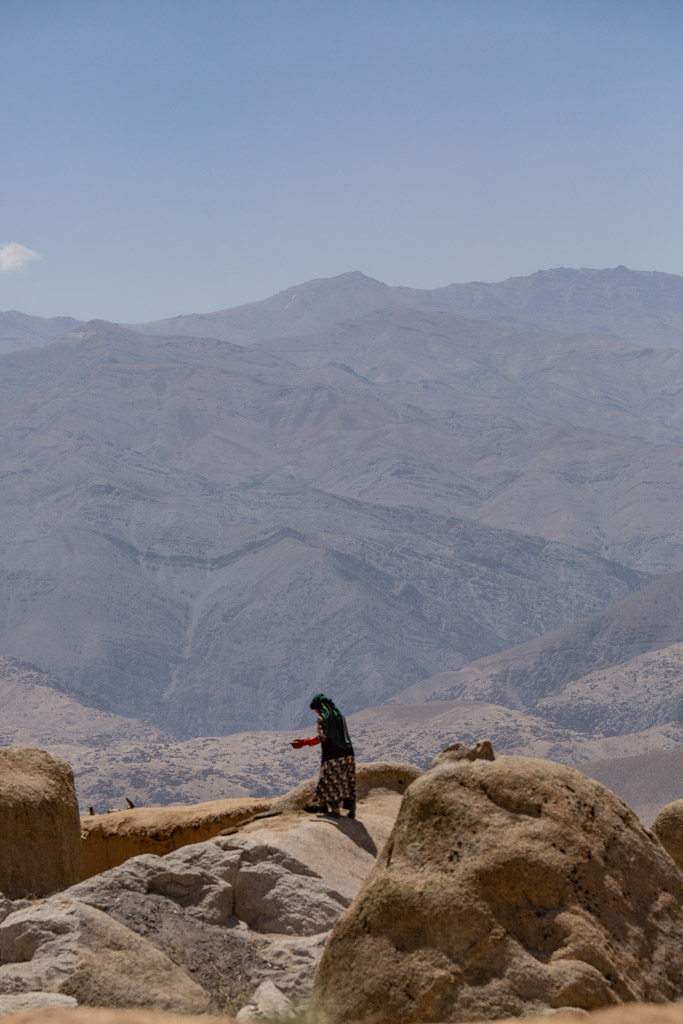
[310,693,352,749]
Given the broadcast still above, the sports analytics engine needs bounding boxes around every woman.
[291,693,356,818]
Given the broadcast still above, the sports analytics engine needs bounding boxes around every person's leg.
[342,796,356,817]
[312,762,338,814]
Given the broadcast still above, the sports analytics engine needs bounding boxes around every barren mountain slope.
[246,307,683,572]
[0,656,288,809]
[135,266,683,349]
[133,270,424,343]
[3,273,683,760]
[397,571,683,709]
[0,321,653,736]
[1,467,641,736]
[251,305,683,444]
[5,312,683,573]
[536,641,683,734]
[314,418,683,573]
[434,265,683,347]
[574,746,683,825]
[0,310,81,354]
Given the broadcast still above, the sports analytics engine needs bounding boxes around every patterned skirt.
[315,755,356,808]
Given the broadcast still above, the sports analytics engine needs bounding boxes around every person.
[291,693,356,818]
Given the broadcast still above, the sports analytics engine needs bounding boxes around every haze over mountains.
[2,265,683,812]
[134,265,683,349]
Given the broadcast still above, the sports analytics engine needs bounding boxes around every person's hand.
[291,739,305,749]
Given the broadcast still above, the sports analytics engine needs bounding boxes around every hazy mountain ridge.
[0,310,82,355]
[2,311,667,736]
[433,265,683,347]
[250,305,683,444]
[133,270,422,344]
[134,265,683,350]
[9,264,683,356]
[3,266,683,804]
[396,571,683,718]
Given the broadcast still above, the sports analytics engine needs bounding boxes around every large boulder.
[310,744,683,1024]
[0,747,81,898]
[0,897,209,1012]
[0,760,420,1016]
[652,798,683,873]
[59,830,360,1012]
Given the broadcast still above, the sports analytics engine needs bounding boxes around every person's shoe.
[323,807,341,818]
[347,802,356,819]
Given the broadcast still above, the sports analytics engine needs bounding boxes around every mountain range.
[2,265,683,813]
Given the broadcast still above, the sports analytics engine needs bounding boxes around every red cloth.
[291,737,320,748]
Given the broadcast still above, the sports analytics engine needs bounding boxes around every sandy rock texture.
[652,799,683,872]
[3,1000,683,1024]
[0,765,413,1015]
[80,797,273,879]
[492,1010,683,1024]
[0,992,78,1014]
[310,746,683,1024]
[0,747,81,899]
[0,898,208,1012]
[0,1010,233,1024]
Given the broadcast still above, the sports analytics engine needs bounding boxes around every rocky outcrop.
[652,798,683,872]
[80,797,273,879]
[0,769,408,1015]
[0,898,209,1012]
[0,747,81,899]
[310,745,683,1024]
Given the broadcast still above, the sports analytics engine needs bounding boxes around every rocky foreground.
[1,744,683,1023]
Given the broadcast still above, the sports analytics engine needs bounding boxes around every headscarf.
[309,693,352,749]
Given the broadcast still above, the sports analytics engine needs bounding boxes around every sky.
[2,0,683,322]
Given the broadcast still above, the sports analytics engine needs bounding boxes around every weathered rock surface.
[0,747,81,898]
[0,898,31,926]
[234,978,294,1020]
[652,799,683,872]
[0,898,208,1013]
[0,992,78,1013]
[0,769,408,1014]
[310,747,683,1024]
[81,797,273,879]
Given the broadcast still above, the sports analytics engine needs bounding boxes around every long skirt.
[315,754,356,808]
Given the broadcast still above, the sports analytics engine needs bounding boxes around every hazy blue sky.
[2,0,683,321]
